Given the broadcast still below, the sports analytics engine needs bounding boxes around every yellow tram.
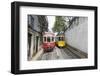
[56,34,65,48]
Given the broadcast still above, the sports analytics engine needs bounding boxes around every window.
[28,33,32,49]
[58,37,64,41]
[28,33,32,60]
[52,37,54,41]
[47,37,50,42]
[44,37,46,42]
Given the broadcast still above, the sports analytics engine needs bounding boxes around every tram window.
[44,37,46,42]
[52,37,54,41]
[47,37,50,42]
[58,37,64,41]
[58,37,61,41]
[62,37,64,40]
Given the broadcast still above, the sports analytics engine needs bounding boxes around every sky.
[47,16,55,32]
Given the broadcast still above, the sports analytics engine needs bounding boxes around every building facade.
[28,15,48,60]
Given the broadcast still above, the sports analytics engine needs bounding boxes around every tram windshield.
[44,36,54,42]
[47,37,51,42]
[58,37,64,41]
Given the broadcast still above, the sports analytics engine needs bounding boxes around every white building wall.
[65,17,88,53]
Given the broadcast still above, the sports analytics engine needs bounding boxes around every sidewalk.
[32,45,44,60]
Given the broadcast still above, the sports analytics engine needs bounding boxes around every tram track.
[63,45,87,58]
[63,48,80,58]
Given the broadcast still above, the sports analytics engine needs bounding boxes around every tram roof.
[43,32,55,36]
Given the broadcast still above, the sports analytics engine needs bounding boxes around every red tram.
[42,32,55,52]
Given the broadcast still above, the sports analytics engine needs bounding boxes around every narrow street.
[28,15,88,61]
[40,47,72,60]
[35,46,87,60]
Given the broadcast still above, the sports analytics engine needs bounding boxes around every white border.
[20,6,94,70]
